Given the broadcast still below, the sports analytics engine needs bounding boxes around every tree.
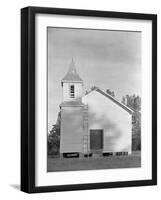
[106,89,115,97]
[122,96,126,104]
[122,94,141,151]
[48,124,60,156]
[122,95,141,111]
[91,86,98,91]
[132,112,141,151]
[85,86,99,95]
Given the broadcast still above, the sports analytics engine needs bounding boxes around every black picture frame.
[21,6,157,193]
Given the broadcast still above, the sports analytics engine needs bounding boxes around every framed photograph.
[21,6,157,193]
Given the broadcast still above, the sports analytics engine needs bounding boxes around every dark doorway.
[90,130,103,151]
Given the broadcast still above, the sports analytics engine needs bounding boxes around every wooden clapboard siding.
[82,90,132,154]
[60,106,84,153]
[62,82,83,101]
[82,105,89,153]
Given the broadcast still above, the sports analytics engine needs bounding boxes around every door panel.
[90,130,103,150]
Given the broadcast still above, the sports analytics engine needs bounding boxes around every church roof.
[84,88,134,114]
[61,59,83,83]
[60,100,84,107]
[97,89,134,114]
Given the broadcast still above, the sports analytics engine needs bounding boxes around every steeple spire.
[61,59,83,84]
[69,58,77,74]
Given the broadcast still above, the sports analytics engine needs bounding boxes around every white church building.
[58,59,133,158]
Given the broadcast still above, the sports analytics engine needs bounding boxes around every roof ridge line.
[96,88,134,113]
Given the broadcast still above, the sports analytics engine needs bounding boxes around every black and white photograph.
[20,6,157,193]
[47,27,142,172]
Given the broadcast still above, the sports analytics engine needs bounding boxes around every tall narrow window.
[70,85,75,98]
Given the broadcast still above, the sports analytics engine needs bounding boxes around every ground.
[47,151,141,172]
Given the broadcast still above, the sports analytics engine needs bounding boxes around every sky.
[48,27,141,131]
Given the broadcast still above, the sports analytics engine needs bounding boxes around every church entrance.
[90,130,103,153]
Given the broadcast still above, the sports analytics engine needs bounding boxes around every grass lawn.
[47,151,141,172]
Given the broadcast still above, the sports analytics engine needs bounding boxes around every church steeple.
[61,59,83,102]
[61,59,83,85]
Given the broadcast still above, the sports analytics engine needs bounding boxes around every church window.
[70,85,75,98]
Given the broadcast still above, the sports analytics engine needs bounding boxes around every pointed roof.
[83,88,134,114]
[61,59,83,83]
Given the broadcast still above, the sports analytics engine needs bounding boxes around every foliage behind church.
[122,94,141,151]
[48,124,60,156]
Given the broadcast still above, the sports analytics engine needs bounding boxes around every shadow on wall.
[60,104,131,152]
[88,111,130,151]
[61,106,84,130]
[60,106,84,152]
[10,184,20,191]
